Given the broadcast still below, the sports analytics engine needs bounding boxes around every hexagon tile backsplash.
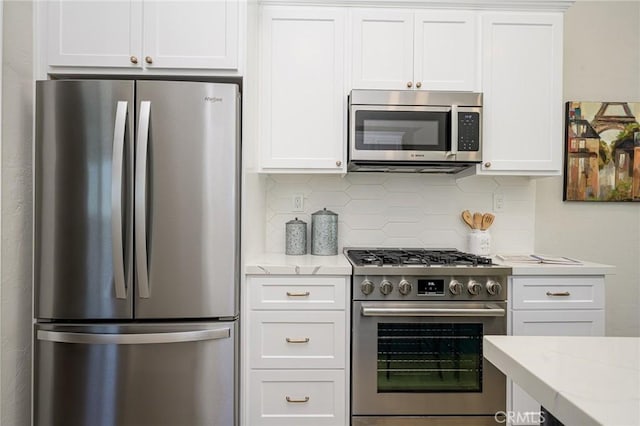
[266,174,536,255]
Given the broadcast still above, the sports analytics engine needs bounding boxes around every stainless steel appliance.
[34,80,240,426]
[346,248,512,426]
[348,90,482,173]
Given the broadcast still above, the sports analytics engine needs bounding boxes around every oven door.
[351,301,506,417]
[350,105,452,162]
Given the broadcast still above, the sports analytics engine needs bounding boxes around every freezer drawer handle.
[111,101,128,300]
[36,328,230,345]
[285,396,310,403]
[286,291,310,297]
[285,337,310,344]
[135,101,151,298]
[361,304,505,318]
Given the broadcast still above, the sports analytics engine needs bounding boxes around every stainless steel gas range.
[345,248,512,426]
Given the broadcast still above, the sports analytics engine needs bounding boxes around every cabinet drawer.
[250,311,346,369]
[249,276,347,310]
[249,369,346,426]
[511,276,604,310]
[511,310,605,336]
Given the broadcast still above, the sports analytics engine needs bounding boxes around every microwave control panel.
[457,112,480,151]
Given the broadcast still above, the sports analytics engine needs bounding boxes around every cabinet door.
[143,0,238,70]
[480,13,563,174]
[510,310,604,424]
[260,6,346,171]
[351,9,414,90]
[414,10,478,91]
[47,0,142,68]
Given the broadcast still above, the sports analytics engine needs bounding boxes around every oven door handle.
[360,304,505,318]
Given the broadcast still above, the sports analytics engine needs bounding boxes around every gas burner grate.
[346,248,493,267]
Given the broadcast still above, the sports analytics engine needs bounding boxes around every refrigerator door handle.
[111,101,128,299]
[135,101,151,298]
[36,328,231,345]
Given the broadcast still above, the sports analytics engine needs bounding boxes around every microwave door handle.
[448,104,458,157]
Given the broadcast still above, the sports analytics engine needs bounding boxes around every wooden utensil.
[461,210,474,229]
[473,212,483,230]
[481,213,495,230]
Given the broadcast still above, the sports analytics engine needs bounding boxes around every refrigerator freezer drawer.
[34,322,237,426]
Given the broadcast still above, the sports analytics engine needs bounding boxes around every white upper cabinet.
[350,9,414,90]
[351,9,478,91]
[46,0,238,72]
[479,12,563,175]
[143,1,238,70]
[47,1,143,68]
[259,6,346,172]
[414,11,478,91]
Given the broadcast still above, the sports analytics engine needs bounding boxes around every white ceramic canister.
[468,229,491,256]
[311,208,338,255]
[285,217,307,255]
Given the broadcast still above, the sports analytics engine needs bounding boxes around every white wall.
[265,174,536,255]
[1,1,33,425]
[535,0,640,336]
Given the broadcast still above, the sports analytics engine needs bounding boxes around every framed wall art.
[564,101,640,201]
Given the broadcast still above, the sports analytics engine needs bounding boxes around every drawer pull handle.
[546,291,571,297]
[286,337,310,344]
[286,291,310,297]
[286,396,310,403]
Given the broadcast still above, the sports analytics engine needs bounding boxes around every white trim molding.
[258,0,575,12]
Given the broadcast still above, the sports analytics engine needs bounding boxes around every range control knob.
[467,280,482,296]
[398,280,412,296]
[380,280,393,296]
[486,280,503,296]
[449,280,463,295]
[360,279,374,296]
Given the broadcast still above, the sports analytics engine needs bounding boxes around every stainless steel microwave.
[348,90,483,173]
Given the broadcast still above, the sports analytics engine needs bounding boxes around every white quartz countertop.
[484,335,640,426]
[492,256,615,275]
[245,252,614,276]
[245,253,352,275]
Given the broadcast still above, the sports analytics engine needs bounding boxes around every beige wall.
[1,1,33,425]
[535,1,640,336]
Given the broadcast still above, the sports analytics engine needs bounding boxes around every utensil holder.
[468,229,491,256]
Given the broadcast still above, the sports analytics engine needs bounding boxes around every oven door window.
[377,323,482,393]
[354,110,450,151]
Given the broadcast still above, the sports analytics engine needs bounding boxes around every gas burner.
[345,248,493,267]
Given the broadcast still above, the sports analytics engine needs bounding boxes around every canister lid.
[286,217,307,225]
[311,208,337,216]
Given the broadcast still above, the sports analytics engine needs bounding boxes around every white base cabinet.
[245,275,350,426]
[508,275,605,425]
[249,370,346,426]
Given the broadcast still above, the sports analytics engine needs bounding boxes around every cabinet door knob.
[484,162,492,168]
[145,56,153,64]
[406,81,413,88]
[416,82,422,88]
[336,160,342,167]
[130,56,138,64]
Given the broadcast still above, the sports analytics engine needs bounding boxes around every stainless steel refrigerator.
[34,80,240,426]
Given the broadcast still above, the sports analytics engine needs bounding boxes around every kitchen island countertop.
[484,335,640,426]
[245,253,352,275]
